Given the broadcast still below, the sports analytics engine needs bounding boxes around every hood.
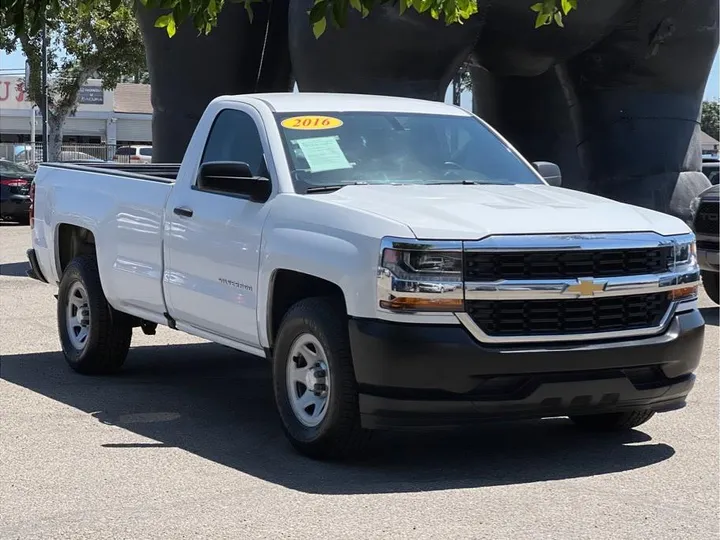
[319,184,689,240]
[699,184,719,200]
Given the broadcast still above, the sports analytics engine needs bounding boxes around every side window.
[201,109,265,175]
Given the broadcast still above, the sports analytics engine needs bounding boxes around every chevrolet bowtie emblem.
[565,279,606,297]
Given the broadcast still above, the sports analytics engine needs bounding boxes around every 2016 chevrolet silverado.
[27,93,705,459]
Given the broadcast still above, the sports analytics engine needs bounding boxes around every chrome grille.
[463,247,672,281]
[465,293,671,338]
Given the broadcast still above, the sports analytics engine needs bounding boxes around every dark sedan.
[0,159,34,224]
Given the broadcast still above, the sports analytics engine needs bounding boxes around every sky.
[1,47,719,103]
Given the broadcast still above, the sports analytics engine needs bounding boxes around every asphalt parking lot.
[1,222,718,539]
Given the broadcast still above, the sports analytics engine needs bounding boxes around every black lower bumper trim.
[359,375,693,430]
[349,311,704,431]
[26,248,48,283]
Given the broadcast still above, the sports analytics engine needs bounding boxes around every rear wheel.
[57,255,132,374]
[569,409,655,431]
[273,297,370,459]
[701,270,719,305]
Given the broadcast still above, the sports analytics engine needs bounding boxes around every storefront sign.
[0,77,111,111]
[78,86,104,105]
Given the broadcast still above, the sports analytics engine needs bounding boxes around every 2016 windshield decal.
[281,115,343,130]
[219,278,253,292]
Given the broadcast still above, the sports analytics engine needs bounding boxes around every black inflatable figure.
[136,0,719,220]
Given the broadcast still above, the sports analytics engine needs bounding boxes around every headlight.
[673,239,696,266]
[382,249,462,280]
[669,237,698,301]
[377,242,463,312]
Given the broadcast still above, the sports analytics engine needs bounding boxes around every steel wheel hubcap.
[66,281,90,350]
[286,334,331,427]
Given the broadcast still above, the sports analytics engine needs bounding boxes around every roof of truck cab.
[216,93,471,116]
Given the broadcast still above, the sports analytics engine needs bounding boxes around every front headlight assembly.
[377,240,463,312]
[672,238,697,267]
[668,236,699,301]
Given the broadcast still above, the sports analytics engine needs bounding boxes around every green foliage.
[0,0,146,158]
[1,0,581,40]
[530,0,576,28]
[701,101,720,140]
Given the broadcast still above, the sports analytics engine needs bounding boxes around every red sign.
[0,79,26,103]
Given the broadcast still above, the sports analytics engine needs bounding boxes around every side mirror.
[197,161,271,203]
[532,161,562,187]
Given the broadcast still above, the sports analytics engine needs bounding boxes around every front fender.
[257,225,381,347]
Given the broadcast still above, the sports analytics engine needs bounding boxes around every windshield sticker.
[281,115,343,130]
[295,136,352,173]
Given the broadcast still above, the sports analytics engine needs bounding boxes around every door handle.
[173,206,193,218]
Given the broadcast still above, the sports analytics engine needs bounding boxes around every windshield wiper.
[305,181,368,194]
[427,179,494,185]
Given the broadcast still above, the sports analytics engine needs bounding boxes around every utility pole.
[452,70,462,107]
[41,21,49,162]
[30,107,36,161]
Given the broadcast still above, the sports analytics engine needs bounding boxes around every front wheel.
[57,255,132,374]
[569,409,655,431]
[701,270,719,305]
[272,297,370,459]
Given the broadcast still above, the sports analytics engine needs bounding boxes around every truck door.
[163,106,271,347]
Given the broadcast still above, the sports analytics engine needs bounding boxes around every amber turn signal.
[379,297,463,312]
[668,286,698,301]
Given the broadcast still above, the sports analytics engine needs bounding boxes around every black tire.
[701,270,719,305]
[569,409,655,431]
[272,297,370,459]
[16,214,30,225]
[57,254,132,374]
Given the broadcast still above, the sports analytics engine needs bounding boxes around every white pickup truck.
[28,93,705,459]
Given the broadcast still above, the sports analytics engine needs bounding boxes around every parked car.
[701,156,719,185]
[0,158,33,223]
[113,145,152,164]
[689,184,719,304]
[58,151,105,163]
[27,93,704,459]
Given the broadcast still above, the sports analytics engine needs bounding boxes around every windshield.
[274,111,543,192]
[0,160,33,175]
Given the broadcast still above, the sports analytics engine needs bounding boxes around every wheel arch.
[265,268,347,352]
[55,223,97,277]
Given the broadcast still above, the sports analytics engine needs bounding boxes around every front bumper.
[349,310,704,430]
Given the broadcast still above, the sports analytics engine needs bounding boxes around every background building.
[0,76,151,160]
[701,131,719,155]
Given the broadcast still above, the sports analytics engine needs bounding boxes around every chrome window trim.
[456,300,681,344]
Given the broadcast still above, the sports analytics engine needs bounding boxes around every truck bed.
[40,162,180,182]
[32,160,179,324]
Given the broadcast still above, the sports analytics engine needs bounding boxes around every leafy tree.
[0,1,146,161]
[701,101,720,140]
[2,0,581,40]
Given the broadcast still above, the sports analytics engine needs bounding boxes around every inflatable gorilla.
[136,0,719,220]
